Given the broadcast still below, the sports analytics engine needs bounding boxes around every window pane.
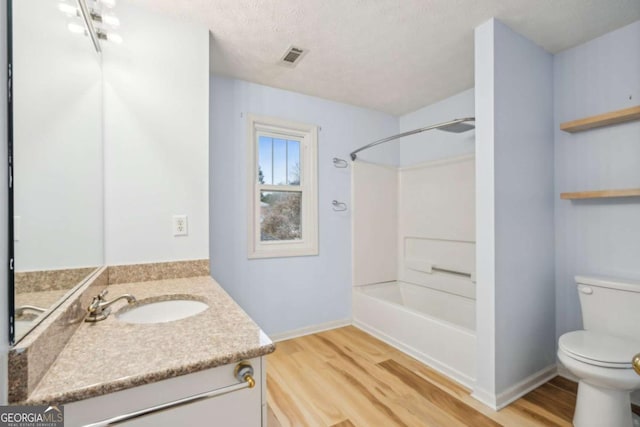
[287,140,300,185]
[258,137,272,184]
[273,139,287,185]
[260,191,302,241]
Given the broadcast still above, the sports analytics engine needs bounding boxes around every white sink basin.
[116,299,209,324]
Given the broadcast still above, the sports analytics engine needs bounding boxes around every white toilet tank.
[576,275,640,340]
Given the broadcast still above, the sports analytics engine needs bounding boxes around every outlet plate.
[173,215,188,236]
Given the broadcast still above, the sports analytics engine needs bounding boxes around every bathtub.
[353,281,476,387]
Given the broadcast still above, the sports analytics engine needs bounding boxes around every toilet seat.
[559,330,640,368]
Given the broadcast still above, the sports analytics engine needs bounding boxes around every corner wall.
[554,20,640,341]
[209,76,398,335]
[103,2,210,265]
[398,88,475,166]
[474,18,556,407]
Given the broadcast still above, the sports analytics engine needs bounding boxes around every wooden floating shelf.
[561,188,640,200]
[560,105,640,133]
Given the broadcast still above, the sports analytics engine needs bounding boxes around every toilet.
[558,276,640,427]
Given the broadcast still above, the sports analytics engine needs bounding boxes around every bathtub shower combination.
[351,123,476,387]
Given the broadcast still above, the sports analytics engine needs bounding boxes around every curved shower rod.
[349,117,475,161]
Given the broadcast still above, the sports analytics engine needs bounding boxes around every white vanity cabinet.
[64,357,266,427]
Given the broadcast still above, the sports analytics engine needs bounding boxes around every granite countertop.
[24,276,275,405]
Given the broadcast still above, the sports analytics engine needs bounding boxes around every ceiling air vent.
[280,46,307,67]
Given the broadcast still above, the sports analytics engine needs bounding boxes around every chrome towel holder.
[332,157,349,168]
[332,200,347,212]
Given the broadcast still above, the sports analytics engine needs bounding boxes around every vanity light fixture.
[62,0,122,49]
[59,1,120,28]
[77,0,102,52]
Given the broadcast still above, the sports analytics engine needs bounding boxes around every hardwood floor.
[266,326,637,427]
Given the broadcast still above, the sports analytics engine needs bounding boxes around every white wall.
[474,19,497,403]
[13,0,103,271]
[1,0,9,404]
[554,20,640,340]
[210,76,398,335]
[103,1,210,265]
[475,18,556,406]
[352,161,398,287]
[398,156,476,299]
[398,88,475,166]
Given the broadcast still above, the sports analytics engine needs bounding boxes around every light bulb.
[102,14,120,27]
[58,3,78,15]
[68,22,86,34]
[106,33,123,44]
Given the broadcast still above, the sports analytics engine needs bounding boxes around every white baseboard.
[471,387,498,410]
[269,318,352,342]
[472,364,558,411]
[496,364,558,410]
[353,320,475,389]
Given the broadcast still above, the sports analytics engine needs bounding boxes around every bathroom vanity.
[6,1,275,424]
[10,271,275,426]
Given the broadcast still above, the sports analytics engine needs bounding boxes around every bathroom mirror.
[8,0,104,344]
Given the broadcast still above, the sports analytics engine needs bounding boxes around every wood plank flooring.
[266,326,638,427]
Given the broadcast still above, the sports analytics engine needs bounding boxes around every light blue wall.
[492,19,556,393]
[554,20,640,340]
[398,88,475,166]
[209,76,398,335]
[1,1,9,404]
[475,18,556,403]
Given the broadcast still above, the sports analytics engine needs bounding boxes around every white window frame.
[247,114,318,259]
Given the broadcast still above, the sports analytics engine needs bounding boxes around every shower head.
[438,119,475,133]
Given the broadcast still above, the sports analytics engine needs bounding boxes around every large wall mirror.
[8,0,104,344]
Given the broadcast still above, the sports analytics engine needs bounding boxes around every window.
[247,114,318,258]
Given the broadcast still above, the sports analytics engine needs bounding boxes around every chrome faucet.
[85,289,137,322]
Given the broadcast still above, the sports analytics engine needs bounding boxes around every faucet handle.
[88,289,109,313]
[633,353,640,376]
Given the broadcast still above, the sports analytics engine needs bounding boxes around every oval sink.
[116,299,209,324]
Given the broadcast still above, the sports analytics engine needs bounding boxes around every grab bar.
[84,362,255,427]
[431,266,472,279]
[406,259,473,279]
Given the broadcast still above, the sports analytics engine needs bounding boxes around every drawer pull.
[85,362,256,426]
[235,361,256,388]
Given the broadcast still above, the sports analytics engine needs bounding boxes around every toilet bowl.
[558,330,640,427]
[558,276,640,427]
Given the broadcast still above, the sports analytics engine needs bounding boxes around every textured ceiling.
[134,0,640,115]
